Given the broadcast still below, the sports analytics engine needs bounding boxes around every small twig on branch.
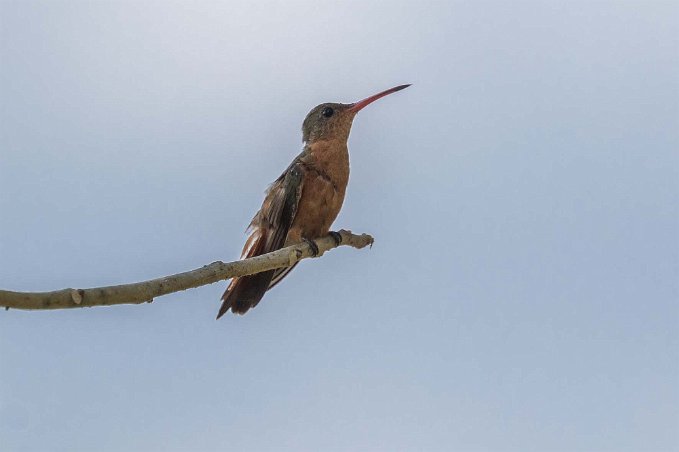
[0,229,373,311]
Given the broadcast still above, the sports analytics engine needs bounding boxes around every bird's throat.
[305,139,350,192]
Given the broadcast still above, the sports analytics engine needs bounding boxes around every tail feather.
[217,270,275,318]
[217,228,274,318]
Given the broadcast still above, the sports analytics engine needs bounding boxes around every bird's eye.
[321,107,334,118]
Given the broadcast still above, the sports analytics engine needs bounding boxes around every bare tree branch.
[0,230,373,311]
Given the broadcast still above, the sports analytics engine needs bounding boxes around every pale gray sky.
[1,1,678,451]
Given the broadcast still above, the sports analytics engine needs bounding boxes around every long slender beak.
[347,84,411,113]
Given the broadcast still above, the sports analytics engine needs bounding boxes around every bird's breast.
[289,141,350,239]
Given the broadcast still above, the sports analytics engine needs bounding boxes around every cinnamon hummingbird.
[217,84,410,318]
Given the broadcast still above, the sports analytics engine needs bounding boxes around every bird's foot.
[302,238,320,257]
[329,231,343,246]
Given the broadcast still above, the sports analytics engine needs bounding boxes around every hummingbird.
[217,84,410,318]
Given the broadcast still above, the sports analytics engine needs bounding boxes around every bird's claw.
[303,238,320,257]
[329,231,343,246]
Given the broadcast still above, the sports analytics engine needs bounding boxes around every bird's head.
[302,84,410,144]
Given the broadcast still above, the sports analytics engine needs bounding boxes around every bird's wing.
[217,162,304,317]
[268,262,299,290]
[263,162,304,252]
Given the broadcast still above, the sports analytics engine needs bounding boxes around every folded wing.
[217,163,304,317]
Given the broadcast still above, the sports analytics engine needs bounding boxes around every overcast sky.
[1,1,677,451]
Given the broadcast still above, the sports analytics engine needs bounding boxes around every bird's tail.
[217,229,275,318]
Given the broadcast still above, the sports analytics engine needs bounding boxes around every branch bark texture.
[0,230,373,311]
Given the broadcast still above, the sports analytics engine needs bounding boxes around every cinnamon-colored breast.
[286,140,350,244]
